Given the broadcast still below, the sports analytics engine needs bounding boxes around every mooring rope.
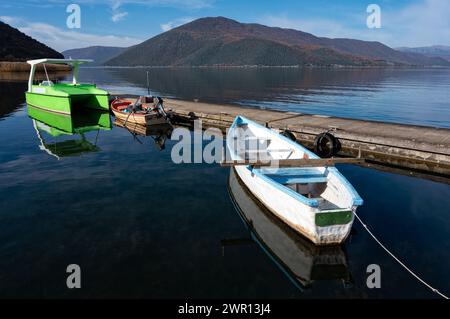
[354,212,449,299]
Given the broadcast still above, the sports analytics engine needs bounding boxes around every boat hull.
[25,92,110,114]
[111,109,169,125]
[26,92,72,115]
[110,97,171,126]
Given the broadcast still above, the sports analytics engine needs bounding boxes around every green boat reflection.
[227,168,353,290]
[27,104,111,159]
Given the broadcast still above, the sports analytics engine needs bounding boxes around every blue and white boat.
[226,115,363,245]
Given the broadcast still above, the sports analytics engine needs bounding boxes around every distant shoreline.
[1,61,447,73]
[0,62,71,73]
[86,64,449,69]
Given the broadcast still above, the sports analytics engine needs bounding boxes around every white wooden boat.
[225,116,363,245]
[228,168,351,288]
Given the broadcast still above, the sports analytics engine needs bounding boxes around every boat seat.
[262,167,328,184]
[269,174,328,184]
[260,167,326,176]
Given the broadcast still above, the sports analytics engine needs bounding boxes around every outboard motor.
[155,97,169,120]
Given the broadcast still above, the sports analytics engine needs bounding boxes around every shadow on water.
[226,167,352,291]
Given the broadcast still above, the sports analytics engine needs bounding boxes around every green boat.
[28,104,111,159]
[25,58,109,114]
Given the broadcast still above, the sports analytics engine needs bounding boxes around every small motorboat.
[110,96,171,126]
[225,115,363,245]
[25,58,110,114]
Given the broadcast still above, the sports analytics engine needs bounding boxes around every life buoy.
[314,132,341,158]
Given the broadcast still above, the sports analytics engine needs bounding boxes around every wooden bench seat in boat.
[259,167,328,184]
[269,175,328,184]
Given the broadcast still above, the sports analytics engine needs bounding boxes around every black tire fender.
[314,132,341,158]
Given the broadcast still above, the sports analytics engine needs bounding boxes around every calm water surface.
[0,68,449,298]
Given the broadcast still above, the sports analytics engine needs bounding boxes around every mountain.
[396,46,450,62]
[0,21,62,62]
[105,17,449,67]
[63,46,127,65]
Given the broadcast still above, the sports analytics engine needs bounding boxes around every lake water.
[0,68,449,298]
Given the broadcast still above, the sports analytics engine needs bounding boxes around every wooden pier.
[163,98,450,180]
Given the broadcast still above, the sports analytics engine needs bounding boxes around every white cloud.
[2,16,142,51]
[0,15,24,25]
[109,0,128,22]
[260,0,450,48]
[111,11,128,22]
[106,0,211,22]
[160,17,194,31]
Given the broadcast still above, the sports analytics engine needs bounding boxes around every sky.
[1,0,449,52]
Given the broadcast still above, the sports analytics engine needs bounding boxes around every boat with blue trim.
[225,115,363,245]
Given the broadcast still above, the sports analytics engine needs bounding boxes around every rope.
[354,212,449,299]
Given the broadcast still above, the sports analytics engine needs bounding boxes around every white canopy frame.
[26,58,93,92]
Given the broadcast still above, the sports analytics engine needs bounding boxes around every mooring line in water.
[354,212,449,299]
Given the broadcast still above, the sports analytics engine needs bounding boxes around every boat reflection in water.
[27,104,111,159]
[113,119,173,151]
[227,168,353,290]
